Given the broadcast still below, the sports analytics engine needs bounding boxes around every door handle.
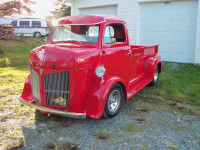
[126,50,131,55]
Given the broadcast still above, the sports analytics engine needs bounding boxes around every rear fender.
[21,75,33,102]
[83,75,126,119]
[144,55,162,80]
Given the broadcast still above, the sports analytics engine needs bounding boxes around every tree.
[50,5,71,18]
[0,0,35,17]
[60,4,71,17]
[48,1,71,27]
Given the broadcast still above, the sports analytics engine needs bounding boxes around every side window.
[11,21,17,27]
[88,26,99,37]
[32,21,41,28]
[87,26,99,43]
[104,24,126,44]
[19,21,30,28]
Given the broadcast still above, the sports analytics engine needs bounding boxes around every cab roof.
[57,15,126,25]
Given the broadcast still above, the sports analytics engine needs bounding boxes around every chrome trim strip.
[18,96,86,119]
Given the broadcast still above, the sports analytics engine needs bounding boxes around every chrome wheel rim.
[35,33,40,37]
[154,67,159,81]
[108,90,120,113]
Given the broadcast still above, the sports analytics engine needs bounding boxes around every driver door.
[103,24,131,84]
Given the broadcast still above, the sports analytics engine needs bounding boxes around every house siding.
[195,0,200,64]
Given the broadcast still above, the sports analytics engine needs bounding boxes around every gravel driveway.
[4,92,197,150]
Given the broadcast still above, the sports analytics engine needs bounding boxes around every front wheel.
[103,83,123,118]
[149,65,159,86]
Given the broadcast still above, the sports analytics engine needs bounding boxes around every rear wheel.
[149,65,159,86]
[34,32,41,38]
[103,83,123,118]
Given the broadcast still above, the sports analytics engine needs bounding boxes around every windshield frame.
[50,24,101,44]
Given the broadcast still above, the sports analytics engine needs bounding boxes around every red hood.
[29,44,100,69]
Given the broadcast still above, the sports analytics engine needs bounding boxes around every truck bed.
[130,45,159,54]
[130,45,159,55]
[126,45,160,100]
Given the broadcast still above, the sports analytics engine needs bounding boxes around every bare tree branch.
[0,0,35,17]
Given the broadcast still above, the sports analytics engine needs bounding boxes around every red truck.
[19,15,161,119]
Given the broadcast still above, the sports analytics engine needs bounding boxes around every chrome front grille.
[44,71,70,107]
[30,68,41,103]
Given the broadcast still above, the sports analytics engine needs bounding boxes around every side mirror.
[111,38,116,43]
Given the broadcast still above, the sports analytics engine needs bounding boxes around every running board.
[127,77,152,100]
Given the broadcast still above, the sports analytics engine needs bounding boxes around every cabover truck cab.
[20,15,162,119]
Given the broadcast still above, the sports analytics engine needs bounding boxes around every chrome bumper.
[19,97,86,119]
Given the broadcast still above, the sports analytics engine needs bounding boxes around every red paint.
[20,15,162,119]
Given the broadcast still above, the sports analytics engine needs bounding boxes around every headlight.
[95,65,106,78]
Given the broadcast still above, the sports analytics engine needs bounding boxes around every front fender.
[83,75,125,119]
[21,74,33,102]
[144,55,162,80]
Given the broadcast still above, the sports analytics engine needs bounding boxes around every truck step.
[127,77,152,100]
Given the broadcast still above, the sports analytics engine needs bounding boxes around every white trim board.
[137,0,197,4]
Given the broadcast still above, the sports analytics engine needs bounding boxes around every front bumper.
[19,97,86,119]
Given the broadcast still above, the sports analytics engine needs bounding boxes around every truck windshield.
[51,25,100,43]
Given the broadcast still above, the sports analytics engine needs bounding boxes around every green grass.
[168,145,179,150]
[0,38,45,97]
[95,130,110,140]
[122,122,143,132]
[131,63,200,107]
[158,63,200,105]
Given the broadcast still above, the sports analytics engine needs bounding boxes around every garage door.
[79,5,118,16]
[139,1,198,63]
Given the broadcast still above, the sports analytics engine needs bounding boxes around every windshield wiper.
[66,40,90,43]
[66,40,79,42]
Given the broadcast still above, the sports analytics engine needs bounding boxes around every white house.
[65,0,200,64]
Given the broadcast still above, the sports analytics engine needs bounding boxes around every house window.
[19,21,30,28]
[104,24,126,44]
[32,21,41,28]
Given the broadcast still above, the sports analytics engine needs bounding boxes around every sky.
[1,0,64,17]
[30,0,59,17]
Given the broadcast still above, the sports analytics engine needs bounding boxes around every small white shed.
[65,0,200,64]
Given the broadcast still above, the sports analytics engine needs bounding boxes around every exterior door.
[80,5,118,16]
[139,1,198,63]
[103,24,131,84]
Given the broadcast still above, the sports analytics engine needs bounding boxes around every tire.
[34,32,41,38]
[103,83,123,118]
[149,65,159,86]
